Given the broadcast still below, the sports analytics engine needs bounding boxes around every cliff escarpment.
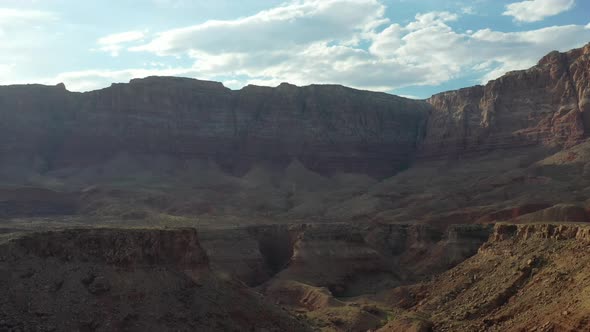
[2,44,590,182]
[419,43,590,159]
[0,78,430,178]
[0,44,589,223]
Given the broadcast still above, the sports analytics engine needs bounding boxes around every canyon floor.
[2,221,590,331]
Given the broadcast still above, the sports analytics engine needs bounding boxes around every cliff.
[1,43,589,185]
[0,78,430,178]
[419,42,590,159]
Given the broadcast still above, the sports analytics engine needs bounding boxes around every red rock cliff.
[0,78,430,178]
[1,43,589,178]
[419,42,590,159]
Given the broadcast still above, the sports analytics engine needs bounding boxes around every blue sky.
[0,0,589,98]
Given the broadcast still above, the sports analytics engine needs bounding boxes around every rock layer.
[0,78,430,178]
[1,44,590,181]
[419,43,590,159]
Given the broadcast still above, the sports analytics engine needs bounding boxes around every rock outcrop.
[0,228,310,331]
[390,222,590,331]
[488,222,590,243]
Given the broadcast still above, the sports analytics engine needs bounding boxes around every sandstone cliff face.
[420,43,590,159]
[0,77,430,178]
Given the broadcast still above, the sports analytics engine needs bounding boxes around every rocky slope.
[9,222,590,332]
[0,228,309,331]
[245,223,590,332]
[375,223,590,331]
[0,223,493,332]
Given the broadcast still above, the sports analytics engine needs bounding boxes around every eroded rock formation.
[199,223,493,295]
[0,228,309,331]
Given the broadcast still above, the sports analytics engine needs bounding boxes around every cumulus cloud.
[0,8,58,84]
[42,67,197,92]
[503,0,575,22]
[132,0,387,55]
[37,0,590,95]
[97,31,146,56]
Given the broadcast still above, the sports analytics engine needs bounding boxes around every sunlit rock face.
[419,43,590,160]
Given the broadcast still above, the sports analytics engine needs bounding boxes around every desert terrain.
[1,43,590,331]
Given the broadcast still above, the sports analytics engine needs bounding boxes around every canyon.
[0,43,590,331]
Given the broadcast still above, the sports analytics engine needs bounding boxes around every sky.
[0,0,589,99]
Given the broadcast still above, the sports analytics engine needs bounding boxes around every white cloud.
[0,8,58,83]
[97,30,146,56]
[98,31,145,45]
[406,11,458,31]
[27,0,590,96]
[470,24,588,82]
[503,0,575,22]
[367,24,403,58]
[42,67,199,92]
[0,8,57,22]
[131,0,387,55]
[398,94,422,99]
[0,63,15,76]
[461,6,475,15]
